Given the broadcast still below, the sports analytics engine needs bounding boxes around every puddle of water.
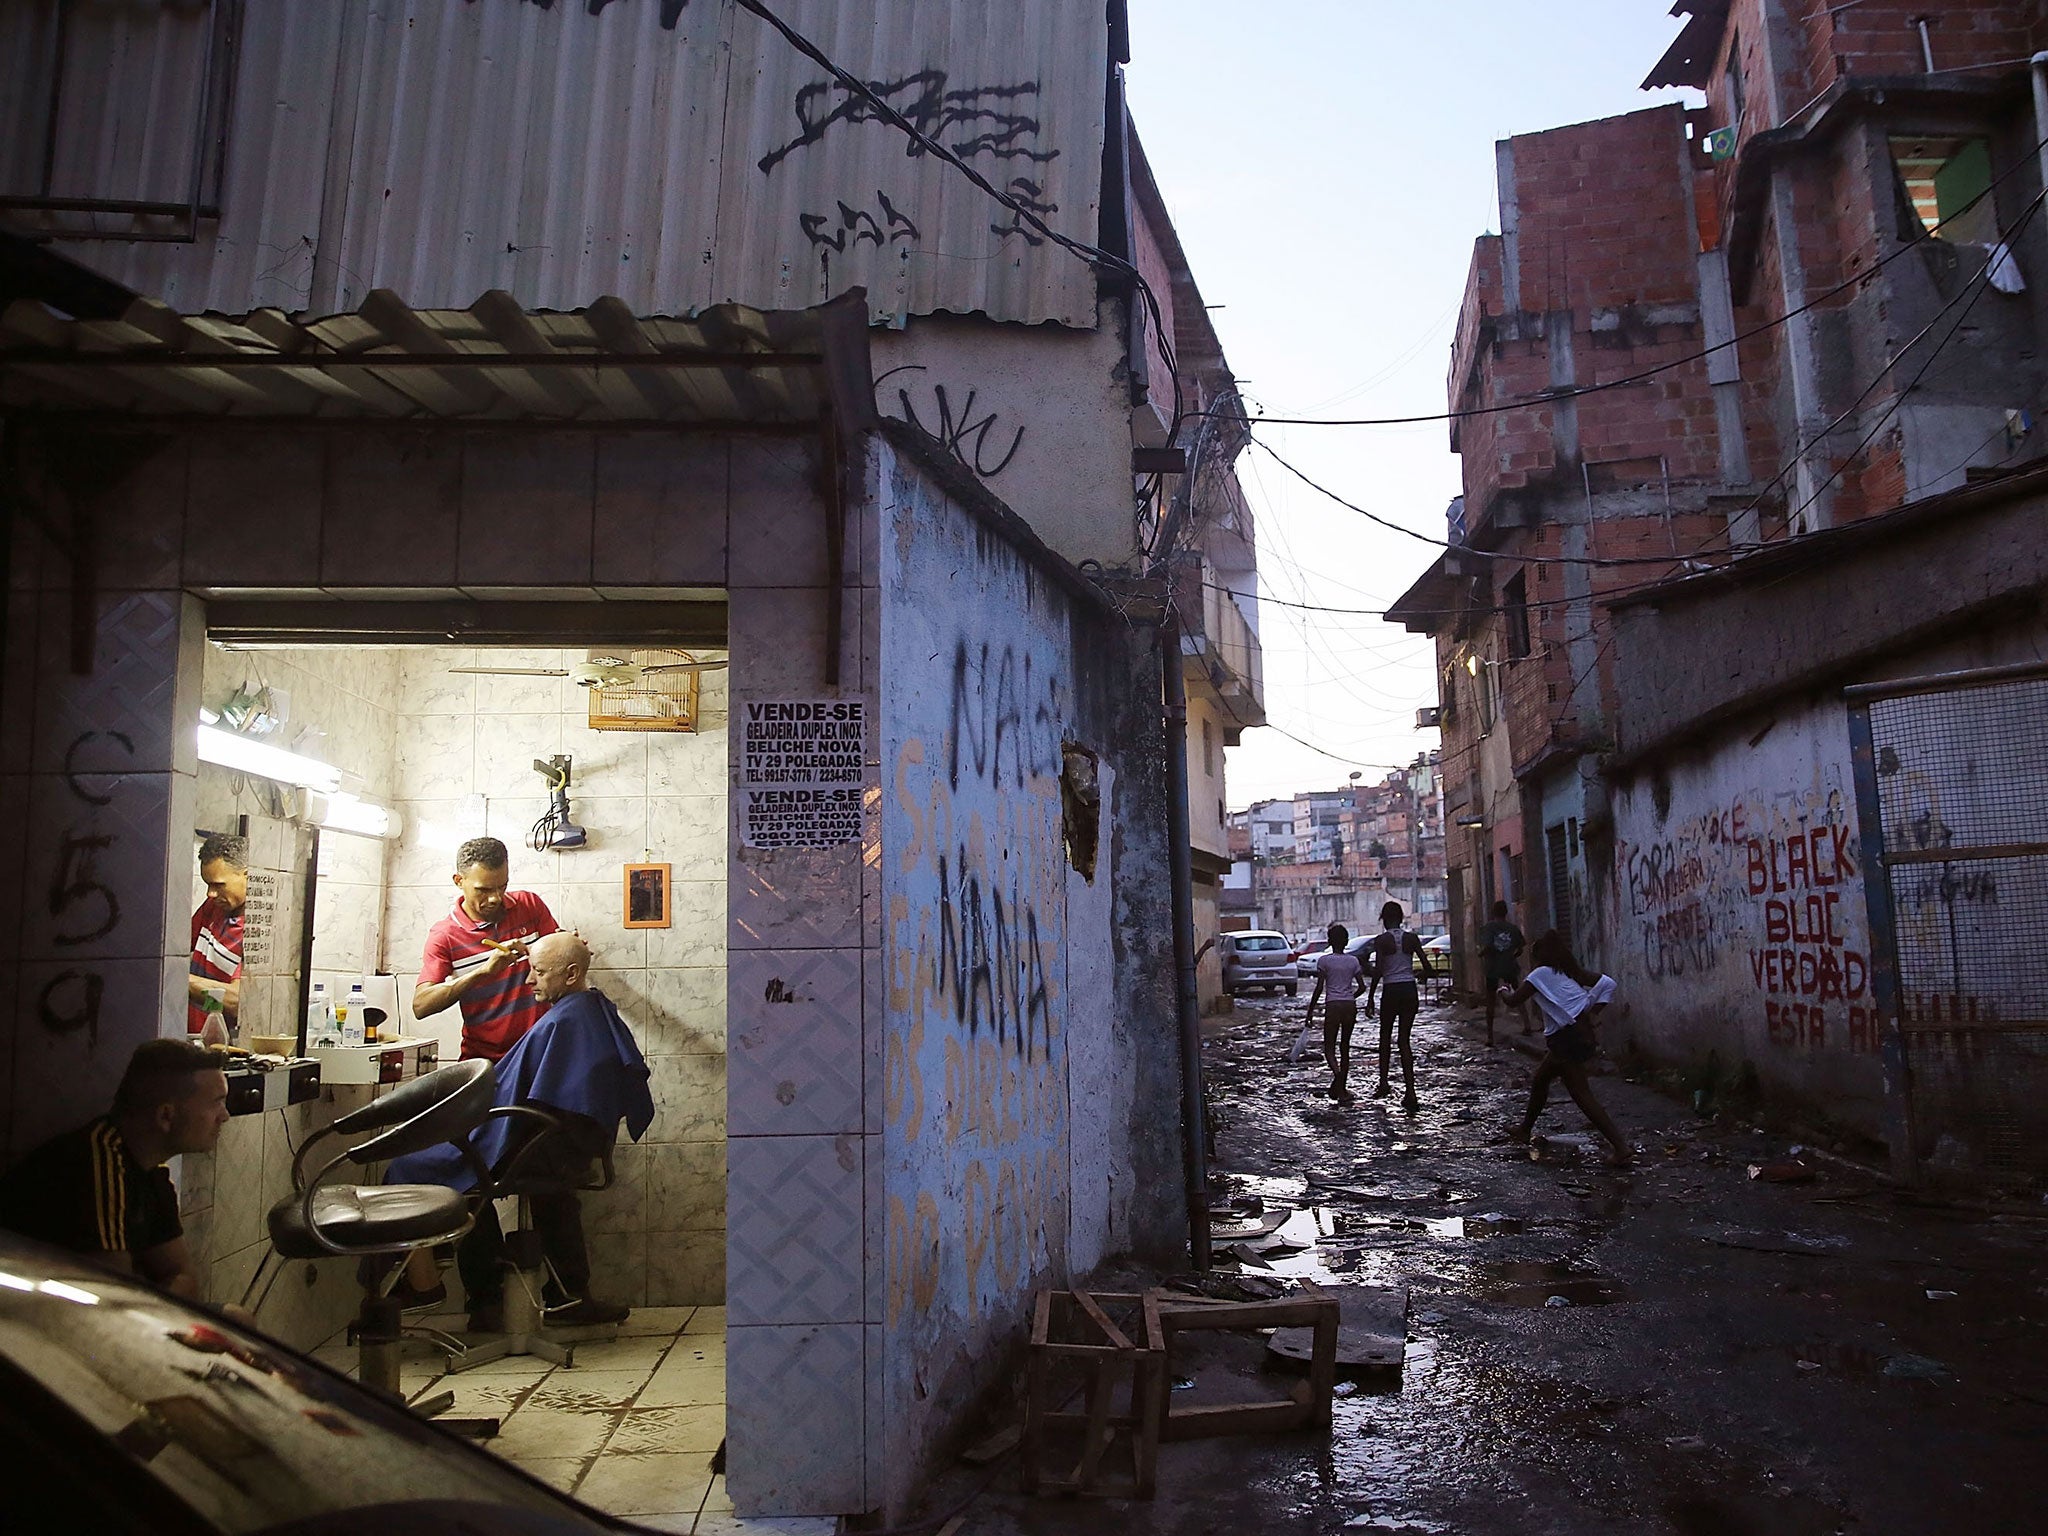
[1477,1260,1630,1307]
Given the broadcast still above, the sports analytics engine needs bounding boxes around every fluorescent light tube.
[197,725,342,794]
[307,791,400,840]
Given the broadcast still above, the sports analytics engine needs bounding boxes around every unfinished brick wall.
[1817,1,2037,81]
[1455,107,1734,533]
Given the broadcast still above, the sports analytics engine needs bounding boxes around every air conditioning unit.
[1416,706,1443,729]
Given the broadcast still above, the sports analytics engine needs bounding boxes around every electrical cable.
[730,0,1186,438]
[1254,437,1714,568]
[1262,176,2048,618]
[1184,130,2048,431]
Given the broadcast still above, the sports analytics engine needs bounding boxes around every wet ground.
[921,995,2048,1536]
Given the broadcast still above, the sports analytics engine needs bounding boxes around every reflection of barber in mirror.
[391,931,651,1329]
[188,833,248,1038]
[0,1040,231,1306]
[412,836,559,1063]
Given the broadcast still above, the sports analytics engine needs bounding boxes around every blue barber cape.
[387,988,654,1192]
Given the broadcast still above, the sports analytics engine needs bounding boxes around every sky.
[1122,1,1700,809]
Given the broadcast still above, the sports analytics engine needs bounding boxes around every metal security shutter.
[1545,822,1573,955]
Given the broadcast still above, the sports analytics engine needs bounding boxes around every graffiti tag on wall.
[1620,779,1877,1053]
[885,634,1069,1331]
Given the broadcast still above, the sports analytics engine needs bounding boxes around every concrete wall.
[1607,694,1883,1134]
[870,305,1137,569]
[1611,484,2048,763]
[875,432,1172,1517]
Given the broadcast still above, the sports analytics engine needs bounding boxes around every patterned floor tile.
[607,1403,726,1455]
[486,1403,622,1462]
[576,1451,714,1518]
[523,1369,653,1412]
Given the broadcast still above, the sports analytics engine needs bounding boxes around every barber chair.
[439,1102,620,1374]
[241,1060,496,1413]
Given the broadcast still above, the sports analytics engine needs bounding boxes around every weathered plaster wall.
[875,432,1169,1517]
[870,303,1136,569]
[1608,695,1882,1133]
[879,446,1077,1511]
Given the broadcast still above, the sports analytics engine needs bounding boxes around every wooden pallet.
[1152,1289,1341,1441]
[1021,1289,1166,1498]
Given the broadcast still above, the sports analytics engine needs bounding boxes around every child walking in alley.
[1303,922,1366,1104]
[1364,901,1433,1111]
[1498,931,1633,1167]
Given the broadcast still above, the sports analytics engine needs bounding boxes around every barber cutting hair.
[414,837,560,1063]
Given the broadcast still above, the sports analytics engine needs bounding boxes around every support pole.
[1161,619,1211,1269]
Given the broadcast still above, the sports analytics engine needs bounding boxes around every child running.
[1497,931,1633,1167]
[1363,901,1432,1110]
[1303,922,1366,1104]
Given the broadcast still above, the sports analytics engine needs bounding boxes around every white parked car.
[1220,930,1299,997]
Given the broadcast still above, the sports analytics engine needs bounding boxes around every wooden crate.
[1150,1289,1341,1441]
[1021,1289,1166,1499]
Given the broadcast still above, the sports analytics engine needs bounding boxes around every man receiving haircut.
[188,833,249,1035]
[413,836,559,1062]
[392,931,650,1330]
[0,1039,231,1298]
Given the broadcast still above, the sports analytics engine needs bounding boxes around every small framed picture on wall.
[623,863,672,929]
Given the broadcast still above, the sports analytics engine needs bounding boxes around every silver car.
[1222,930,1299,997]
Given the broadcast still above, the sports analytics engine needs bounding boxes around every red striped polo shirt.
[188,899,245,1035]
[419,891,559,1061]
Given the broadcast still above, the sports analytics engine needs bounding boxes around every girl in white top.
[1495,931,1631,1167]
[1305,923,1366,1104]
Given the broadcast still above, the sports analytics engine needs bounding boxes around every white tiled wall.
[182,645,401,1347]
[379,645,729,1307]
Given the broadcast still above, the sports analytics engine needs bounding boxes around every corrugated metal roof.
[0,286,872,425]
[1642,2,1729,91]
[0,0,1109,328]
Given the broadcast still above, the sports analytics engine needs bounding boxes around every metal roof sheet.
[1,0,1109,328]
[1642,1,1729,91]
[0,286,873,425]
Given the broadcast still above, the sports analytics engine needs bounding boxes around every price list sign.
[740,699,867,849]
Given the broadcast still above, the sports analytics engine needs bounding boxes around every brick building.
[1392,2,2048,1176]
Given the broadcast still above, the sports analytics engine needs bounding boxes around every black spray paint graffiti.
[471,0,692,30]
[758,72,1058,176]
[948,642,1061,793]
[987,176,1059,245]
[39,728,135,1045]
[934,849,1053,1060]
[800,190,919,254]
[881,368,1025,478]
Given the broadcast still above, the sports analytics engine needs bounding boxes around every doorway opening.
[176,631,734,1523]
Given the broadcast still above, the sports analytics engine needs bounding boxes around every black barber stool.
[439,1102,620,1373]
[246,1060,495,1399]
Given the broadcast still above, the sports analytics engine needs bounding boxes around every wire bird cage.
[585,649,705,733]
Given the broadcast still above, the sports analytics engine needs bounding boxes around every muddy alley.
[932,996,2048,1536]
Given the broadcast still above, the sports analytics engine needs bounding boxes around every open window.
[1891,137,1996,245]
[1503,571,1532,660]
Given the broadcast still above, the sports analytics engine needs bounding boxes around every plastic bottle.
[339,985,365,1048]
[307,982,334,1049]
[199,993,231,1049]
